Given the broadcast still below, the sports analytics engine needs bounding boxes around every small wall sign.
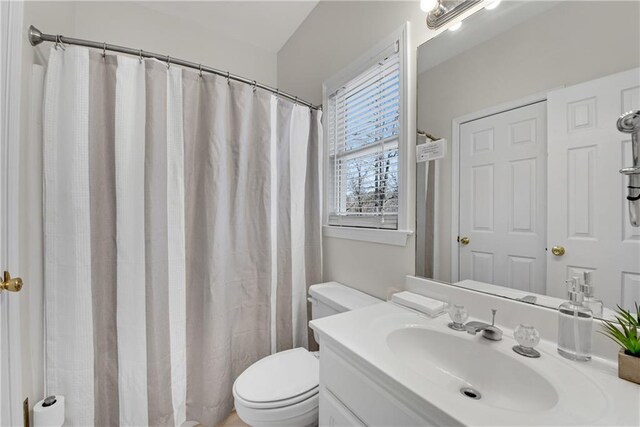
[416,138,447,162]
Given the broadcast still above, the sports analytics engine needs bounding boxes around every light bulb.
[448,21,462,32]
[485,0,501,10]
[420,0,438,12]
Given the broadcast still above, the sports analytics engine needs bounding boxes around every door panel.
[510,158,537,233]
[567,145,596,238]
[547,68,640,310]
[508,256,536,292]
[459,102,547,293]
[471,164,493,231]
[622,272,640,309]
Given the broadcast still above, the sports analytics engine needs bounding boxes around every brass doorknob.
[459,236,470,245]
[551,246,565,256]
[1,271,23,293]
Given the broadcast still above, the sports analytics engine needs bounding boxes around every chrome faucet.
[465,309,503,341]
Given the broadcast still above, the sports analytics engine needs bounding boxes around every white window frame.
[322,24,412,246]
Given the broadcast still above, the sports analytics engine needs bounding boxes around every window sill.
[322,225,413,247]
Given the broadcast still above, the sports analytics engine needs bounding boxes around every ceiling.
[135,1,319,54]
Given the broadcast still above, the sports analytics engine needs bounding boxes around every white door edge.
[1,0,25,425]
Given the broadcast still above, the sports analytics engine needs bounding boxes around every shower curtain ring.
[252,80,257,93]
[226,71,230,85]
[139,49,143,64]
[294,96,298,105]
[166,55,171,69]
[198,64,203,78]
[102,42,106,59]
[55,35,65,50]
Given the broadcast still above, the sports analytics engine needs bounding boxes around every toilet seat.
[234,384,318,410]
[233,348,320,426]
[234,391,319,427]
[233,348,319,409]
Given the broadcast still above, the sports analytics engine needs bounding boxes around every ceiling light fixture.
[426,0,481,30]
[448,21,463,31]
[484,0,501,10]
[420,0,439,12]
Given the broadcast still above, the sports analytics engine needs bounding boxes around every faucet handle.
[513,324,541,358]
[482,309,502,341]
[447,304,469,331]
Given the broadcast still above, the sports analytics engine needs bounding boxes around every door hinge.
[23,398,29,427]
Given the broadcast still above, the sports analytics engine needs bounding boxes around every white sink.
[385,324,610,421]
[387,327,558,412]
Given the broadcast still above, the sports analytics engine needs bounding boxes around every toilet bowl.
[233,348,319,427]
[232,282,380,427]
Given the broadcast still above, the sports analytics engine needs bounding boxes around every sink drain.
[460,387,481,400]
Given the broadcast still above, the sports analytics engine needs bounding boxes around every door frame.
[449,89,554,283]
[1,0,25,425]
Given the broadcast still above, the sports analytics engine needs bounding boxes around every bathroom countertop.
[310,301,640,427]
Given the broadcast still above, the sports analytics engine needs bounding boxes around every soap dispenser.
[557,277,593,361]
[581,271,603,318]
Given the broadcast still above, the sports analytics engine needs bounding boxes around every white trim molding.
[322,23,411,244]
[323,225,413,247]
[0,1,25,426]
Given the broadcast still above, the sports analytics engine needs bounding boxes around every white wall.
[72,1,278,86]
[417,0,640,282]
[18,0,278,413]
[277,1,486,299]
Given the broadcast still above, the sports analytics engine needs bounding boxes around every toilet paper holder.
[42,396,57,407]
[34,395,65,427]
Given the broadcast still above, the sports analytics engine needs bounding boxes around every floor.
[218,411,249,427]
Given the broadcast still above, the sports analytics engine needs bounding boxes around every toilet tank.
[308,282,381,342]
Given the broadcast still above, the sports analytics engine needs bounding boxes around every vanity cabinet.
[312,300,639,427]
[319,387,365,427]
[319,342,456,427]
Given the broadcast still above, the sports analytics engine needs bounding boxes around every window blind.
[327,45,401,229]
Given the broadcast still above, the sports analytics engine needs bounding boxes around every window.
[324,31,406,232]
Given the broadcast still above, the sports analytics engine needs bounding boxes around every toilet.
[232,282,381,427]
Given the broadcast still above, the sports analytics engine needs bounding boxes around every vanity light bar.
[426,0,481,30]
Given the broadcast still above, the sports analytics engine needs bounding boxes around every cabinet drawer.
[321,345,426,426]
[319,386,365,427]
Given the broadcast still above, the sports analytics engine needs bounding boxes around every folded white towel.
[391,291,446,317]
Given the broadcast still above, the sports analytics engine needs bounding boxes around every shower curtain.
[43,46,322,427]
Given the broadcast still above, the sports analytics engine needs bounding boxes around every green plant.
[601,303,640,357]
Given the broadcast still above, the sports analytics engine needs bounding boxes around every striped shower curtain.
[43,46,321,427]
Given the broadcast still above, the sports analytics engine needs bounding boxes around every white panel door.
[459,102,547,293]
[547,68,640,310]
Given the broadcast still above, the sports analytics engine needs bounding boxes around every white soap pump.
[557,277,593,361]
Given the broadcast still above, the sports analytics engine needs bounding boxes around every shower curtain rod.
[28,25,321,111]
